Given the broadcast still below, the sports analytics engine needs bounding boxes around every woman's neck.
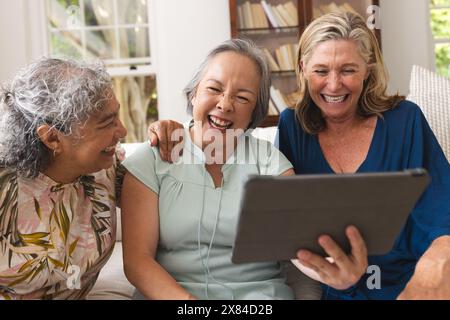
[324,114,373,136]
[189,126,239,165]
[42,161,82,184]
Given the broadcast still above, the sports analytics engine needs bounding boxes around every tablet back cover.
[232,170,429,263]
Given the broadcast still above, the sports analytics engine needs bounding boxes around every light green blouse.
[122,126,294,300]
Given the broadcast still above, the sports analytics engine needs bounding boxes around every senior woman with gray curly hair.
[0,58,127,299]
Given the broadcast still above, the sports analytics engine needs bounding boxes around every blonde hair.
[295,11,404,134]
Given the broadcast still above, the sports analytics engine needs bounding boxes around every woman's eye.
[102,121,114,129]
[100,118,117,129]
[207,87,221,93]
[236,96,249,103]
[314,70,328,75]
[343,69,356,74]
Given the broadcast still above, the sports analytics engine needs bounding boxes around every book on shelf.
[275,4,296,26]
[270,86,288,113]
[261,0,279,28]
[238,5,246,29]
[263,48,280,71]
[239,1,298,29]
[273,43,297,71]
[238,1,269,29]
[268,100,279,115]
[314,1,357,18]
[271,4,288,27]
[251,3,269,28]
[243,1,254,28]
[284,1,299,25]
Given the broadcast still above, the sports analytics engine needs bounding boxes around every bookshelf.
[229,0,381,127]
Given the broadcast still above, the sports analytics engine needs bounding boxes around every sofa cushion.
[407,65,450,160]
[86,242,135,300]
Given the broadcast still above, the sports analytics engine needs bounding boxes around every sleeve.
[403,106,450,256]
[121,143,160,195]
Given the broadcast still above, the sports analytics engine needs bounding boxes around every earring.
[53,149,58,158]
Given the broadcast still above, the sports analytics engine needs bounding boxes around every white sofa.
[86,66,450,300]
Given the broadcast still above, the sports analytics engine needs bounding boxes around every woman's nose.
[217,93,234,112]
[327,72,342,91]
[116,118,128,138]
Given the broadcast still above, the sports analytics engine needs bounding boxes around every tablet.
[231,169,430,263]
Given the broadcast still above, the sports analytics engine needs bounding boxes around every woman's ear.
[300,60,306,73]
[364,64,372,81]
[36,124,61,153]
[190,88,198,107]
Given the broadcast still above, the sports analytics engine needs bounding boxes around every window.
[430,0,450,78]
[45,0,158,142]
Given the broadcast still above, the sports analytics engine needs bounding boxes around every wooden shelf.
[259,115,280,127]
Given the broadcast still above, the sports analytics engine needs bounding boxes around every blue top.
[277,100,450,300]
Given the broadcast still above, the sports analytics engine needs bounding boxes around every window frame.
[43,0,158,77]
[429,1,450,76]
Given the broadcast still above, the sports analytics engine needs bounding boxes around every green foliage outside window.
[435,44,450,78]
[430,1,450,77]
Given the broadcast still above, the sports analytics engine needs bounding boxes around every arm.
[398,235,450,299]
[121,172,196,300]
[147,120,184,162]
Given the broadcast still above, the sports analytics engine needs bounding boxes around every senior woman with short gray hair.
[0,58,127,299]
[120,38,320,300]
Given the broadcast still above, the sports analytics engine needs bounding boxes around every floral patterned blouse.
[0,159,124,299]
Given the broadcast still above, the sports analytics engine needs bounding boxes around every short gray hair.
[184,38,270,129]
[0,57,113,178]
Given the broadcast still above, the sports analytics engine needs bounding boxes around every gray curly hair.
[0,57,113,178]
[184,38,270,129]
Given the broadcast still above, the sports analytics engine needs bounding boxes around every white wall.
[380,0,434,95]
[0,0,29,82]
[0,0,46,83]
[152,0,230,122]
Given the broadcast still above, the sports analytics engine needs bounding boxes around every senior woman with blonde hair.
[278,11,450,299]
[0,58,127,299]
[148,12,450,300]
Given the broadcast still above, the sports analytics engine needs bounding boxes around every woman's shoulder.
[0,166,17,180]
[380,100,427,128]
[279,108,296,123]
[122,142,159,167]
[384,100,423,119]
[0,167,18,195]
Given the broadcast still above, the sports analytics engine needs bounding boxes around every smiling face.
[190,51,261,148]
[57,92,127,176]
[302,39,369,123]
